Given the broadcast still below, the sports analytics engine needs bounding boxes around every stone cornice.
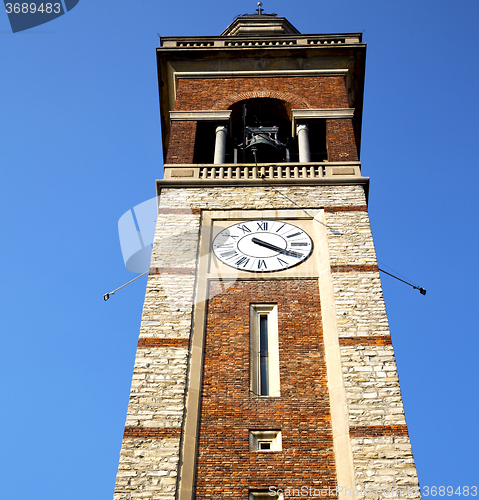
[292,108,354,119]
[156,176,369,191]
[174,69,348,78]
[160,33,363,48]
[292,108,355,134]
[169,110,232,122]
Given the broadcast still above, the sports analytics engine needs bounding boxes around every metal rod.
[378,268,426,295]
[103,271,149,301]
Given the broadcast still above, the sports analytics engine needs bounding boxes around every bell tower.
[113,9,421,500]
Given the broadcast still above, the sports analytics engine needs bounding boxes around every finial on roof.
[221,5,295,36]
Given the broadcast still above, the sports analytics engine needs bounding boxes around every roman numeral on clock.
[235,257,250,267]
[220,250,238,259]
[237,224,251,234]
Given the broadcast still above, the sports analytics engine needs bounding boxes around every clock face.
[212,220,313,272]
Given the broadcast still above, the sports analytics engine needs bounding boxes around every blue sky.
[1,0,478,498]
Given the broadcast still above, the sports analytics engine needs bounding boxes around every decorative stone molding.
[160,34,362,49]
[163,162,362,183]
[169,110,232,121]
[292,108,355,134]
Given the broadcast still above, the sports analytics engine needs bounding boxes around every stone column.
[297,124,311,163]
[214,125,228,164]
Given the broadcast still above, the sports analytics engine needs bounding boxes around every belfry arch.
[212,90,310,111]
[194,96,327,164]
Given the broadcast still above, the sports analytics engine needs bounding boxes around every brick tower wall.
[165,76,358,164]
[195,279,336,499]
[113,184,420,500]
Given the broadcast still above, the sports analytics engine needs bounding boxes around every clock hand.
[251,237,304,258]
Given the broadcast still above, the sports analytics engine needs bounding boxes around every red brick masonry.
[195,279,337,499]
[165,76,358,164]
[324,206,368,213]
[123,427,181,439]
[166,121,197,164]
[326,119,358,162]
[331,265,379,273]
[338,336,392,347]
[137,338,190,348]
[349,425,409,437]
[175,77,349,111]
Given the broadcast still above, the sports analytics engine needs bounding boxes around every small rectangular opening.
[249,430,282,452]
